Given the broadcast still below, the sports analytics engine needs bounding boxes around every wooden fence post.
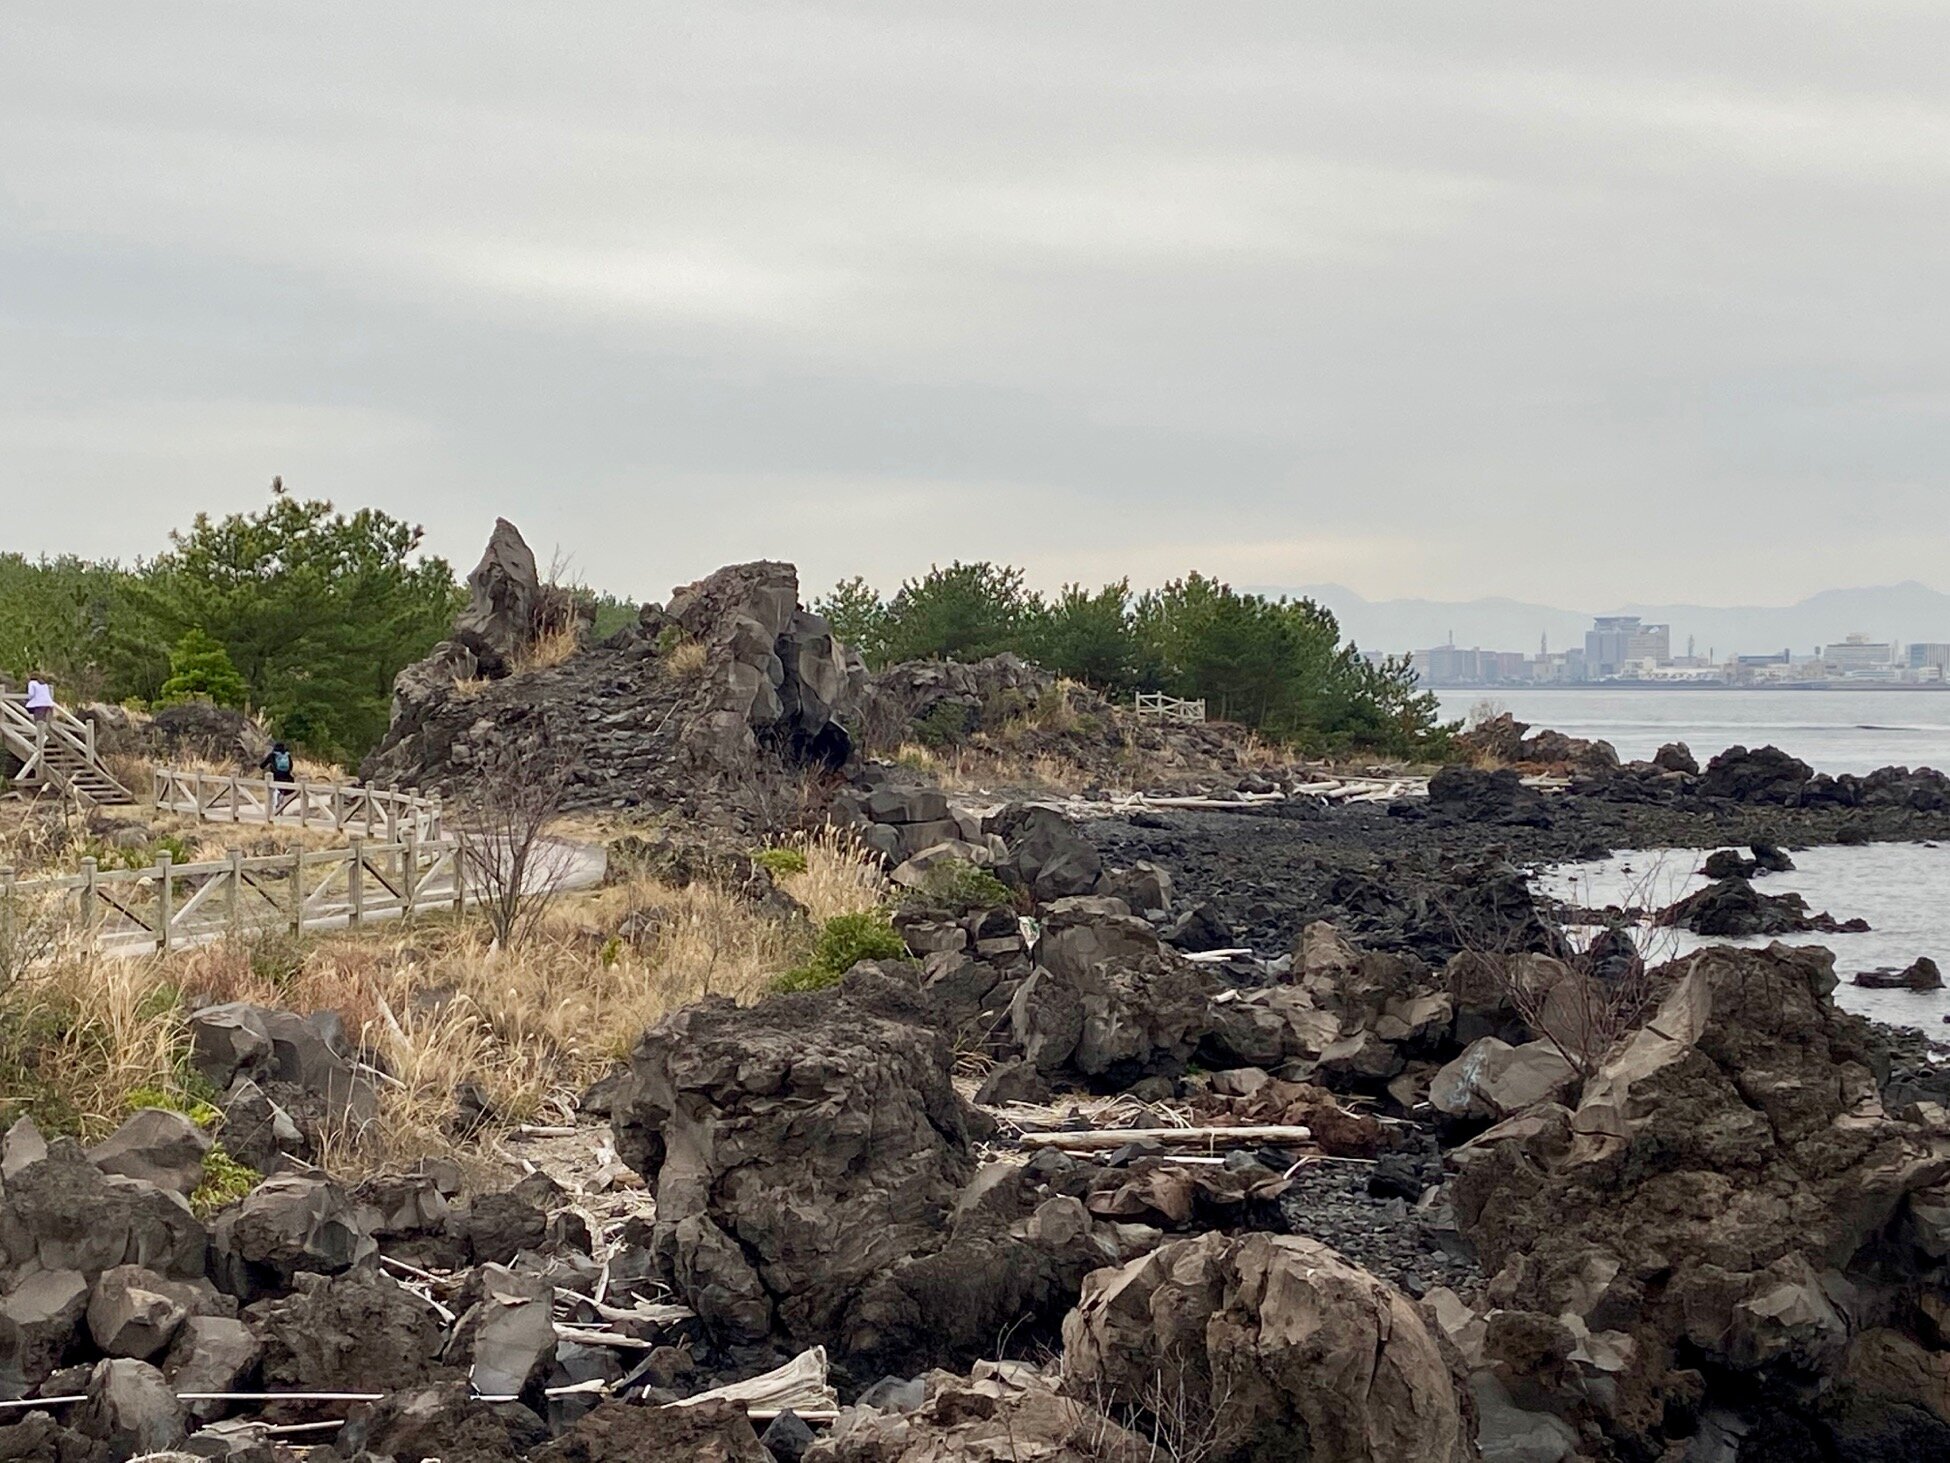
[346,838,364,929]
[227,849,244,939]
[452,839,466,918]
[402,827,419,919]
[229,773,240,823]
[332,784,345,832]
[156,852,173,955]
[80,857,98,941]
[290,849,304,936]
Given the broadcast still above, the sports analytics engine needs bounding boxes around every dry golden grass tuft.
[664,638,710,680]
[776,824,890,922]
[512,623,583,675]
[0,820,888,1178]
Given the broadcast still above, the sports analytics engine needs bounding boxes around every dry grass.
[777,824,890,922]
[449,675,492,700]
[512,623,582,675]
[664,638,709,679]
[903,741,1093,797]
[0,822,886,1179]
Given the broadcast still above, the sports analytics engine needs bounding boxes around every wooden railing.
[1134,692,1208,724]
[0,835,464,956]
[154,768,444,842]
[0,695,130,802]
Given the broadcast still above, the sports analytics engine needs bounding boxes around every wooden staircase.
[0,695,136,807]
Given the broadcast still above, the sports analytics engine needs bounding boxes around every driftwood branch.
[1017,1124,1313,1152]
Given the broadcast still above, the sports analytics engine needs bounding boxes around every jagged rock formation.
[362,522,858,823]
[1062,1231,1478,1463]
[611,966,1156,1372]
[1450,942,1950,1457]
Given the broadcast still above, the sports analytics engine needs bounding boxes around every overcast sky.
[5,4,1948,610]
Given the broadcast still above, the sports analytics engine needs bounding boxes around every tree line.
[816,563,1449,756]
[2,489,1449,762]
[1,487,460,762]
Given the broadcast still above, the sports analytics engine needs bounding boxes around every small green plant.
[653,623,686,655]
[124,1086,222,1129]
[190,1143,260,1217]
[911,859,1013,913]
[246,931,310,987]
[913,700,975,749]
[599,935,624,969]
[771,909,909,994]
[753,846,809,877]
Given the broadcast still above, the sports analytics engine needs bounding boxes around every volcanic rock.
[1657,875,1864,937]
[1430,1038,1579,1125]
[209,1175,373,1300]
[1699,744,1814,804]
[1451,942,1950,1454]
[87,1108,211,1199]
[807,1365,1152,1463]
[0,1268,88,1396]
[991,804,1103,902]
[75,1358,187,1457]
[0,1139,206,1281]
[530,1396,769,1462]
[163,1316,262,1422]
[612,969,980,1353]
[342,1380,550,1463]
[246,1269,448,1393]
[1062,1230,1476,1462]
[1855,957,1944,991]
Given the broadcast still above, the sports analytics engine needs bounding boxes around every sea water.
[1534,843,1950,1031]
[1436,687,1950,779]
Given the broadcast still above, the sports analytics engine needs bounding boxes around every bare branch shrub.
[1068,1350,1240,1463]
[1452,856,1681,1082]
[453,725,573,949]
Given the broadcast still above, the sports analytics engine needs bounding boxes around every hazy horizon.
[7,4,1950,608]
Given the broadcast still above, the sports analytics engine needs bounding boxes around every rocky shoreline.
[6,527,1947,1461]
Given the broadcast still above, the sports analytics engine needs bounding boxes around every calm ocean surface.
[1461,688,1950,1029]
[1436,687,1950,778]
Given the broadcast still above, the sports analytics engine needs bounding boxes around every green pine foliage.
[815,565,1452,757]
[0,483,461,762]
[157,628,249,708]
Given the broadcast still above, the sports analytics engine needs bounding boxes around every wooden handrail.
[3,833,462,955]
[153,766,444,841]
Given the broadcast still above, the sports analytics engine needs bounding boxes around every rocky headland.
[4,521,1947,1461]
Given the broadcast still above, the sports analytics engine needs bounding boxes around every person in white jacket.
[23,676,54,725]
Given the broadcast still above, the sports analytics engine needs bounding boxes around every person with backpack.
[261,741,296,814]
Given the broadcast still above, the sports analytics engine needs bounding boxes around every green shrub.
[753,846,809,877]
[190,1143,260,1217]
[772,909,908,994]
[910,859,1013,913]
[913,700,975,749]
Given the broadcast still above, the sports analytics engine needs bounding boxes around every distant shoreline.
[1421,682,1950,693]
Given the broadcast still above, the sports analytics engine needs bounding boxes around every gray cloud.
[4,3,1947,607]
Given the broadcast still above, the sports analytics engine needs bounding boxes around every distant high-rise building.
[1585,616,1671,676]
[1822,633,1895,675]
[1908,642,1950,674]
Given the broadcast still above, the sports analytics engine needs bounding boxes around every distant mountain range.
[1244,582,1950,660]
